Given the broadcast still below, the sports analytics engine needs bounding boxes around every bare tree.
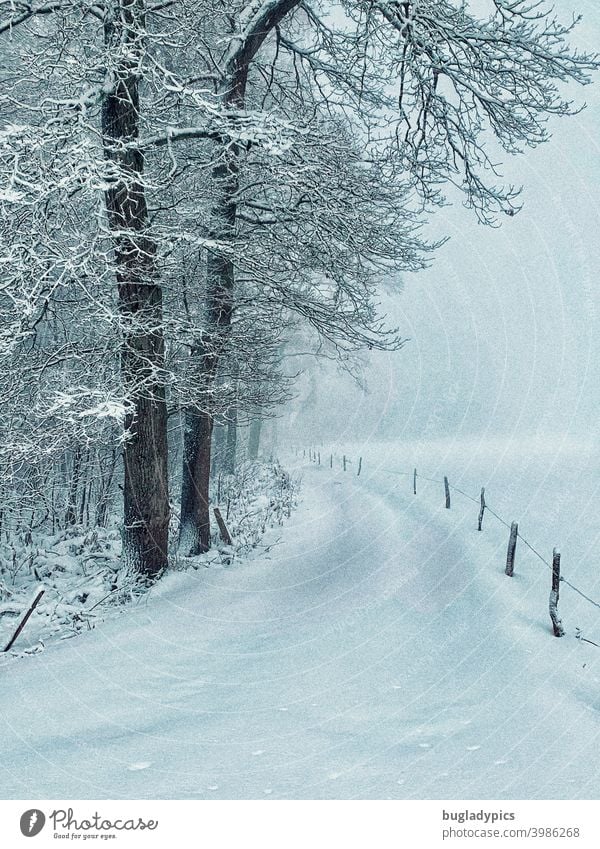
[0,0,596,569]
[172,0,597,553]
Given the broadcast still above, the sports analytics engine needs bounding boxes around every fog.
[286,0,600,452]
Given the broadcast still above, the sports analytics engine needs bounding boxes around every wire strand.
[317,453,600,624]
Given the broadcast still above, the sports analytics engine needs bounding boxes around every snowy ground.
[0,440,599,800]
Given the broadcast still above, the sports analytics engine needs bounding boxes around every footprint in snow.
[127,762,152,771]
[252,750,264,756]
[466,745,481,751]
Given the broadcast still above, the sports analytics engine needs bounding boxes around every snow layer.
[0,442,599,800]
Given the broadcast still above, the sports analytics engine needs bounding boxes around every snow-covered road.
[1,461,599,799]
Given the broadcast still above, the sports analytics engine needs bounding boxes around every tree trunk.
[178,128,238,555]
[178,5,300,552]
[248,418,262,460]
[180,407,214,555]
[223,359,239,475]
[224,408,238,476]
[95,446,118,529]
[178,219,235,555]
[102,0,169,579]
[211,421,226,476]
[64,446,82,526]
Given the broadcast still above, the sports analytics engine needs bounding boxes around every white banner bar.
[1,800,598,848]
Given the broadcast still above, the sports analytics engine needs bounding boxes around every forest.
[0,0,599,804]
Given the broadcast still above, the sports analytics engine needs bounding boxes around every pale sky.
[289,0,600,450]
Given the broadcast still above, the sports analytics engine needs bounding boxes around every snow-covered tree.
[0,0,596,572]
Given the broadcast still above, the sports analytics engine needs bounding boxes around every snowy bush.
[172,460,299,567]
[0,460,299,659]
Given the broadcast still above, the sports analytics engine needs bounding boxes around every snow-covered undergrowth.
[1,440,598,800]
[174,461,299,568]
[0,525,127,657]
[0,461,298,661]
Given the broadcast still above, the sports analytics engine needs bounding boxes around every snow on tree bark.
[102,0,169,578]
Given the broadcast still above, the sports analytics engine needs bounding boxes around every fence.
[300,447,600,647]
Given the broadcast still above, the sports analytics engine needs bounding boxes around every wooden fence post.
[213,507,233,546]
[549,548,565,637]
[413,468,417,495]
[357,457,362,476]
[477,487,486,531]
[3,589,45,653]
[343,455,347,472]
[505,522,518,577]
[330,453,333,469]
[444,476,450,509]
[318,452,321,466]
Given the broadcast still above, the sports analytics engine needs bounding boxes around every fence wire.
[303,449,600,625]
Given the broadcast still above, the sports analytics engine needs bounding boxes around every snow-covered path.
[1,463,599,799]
